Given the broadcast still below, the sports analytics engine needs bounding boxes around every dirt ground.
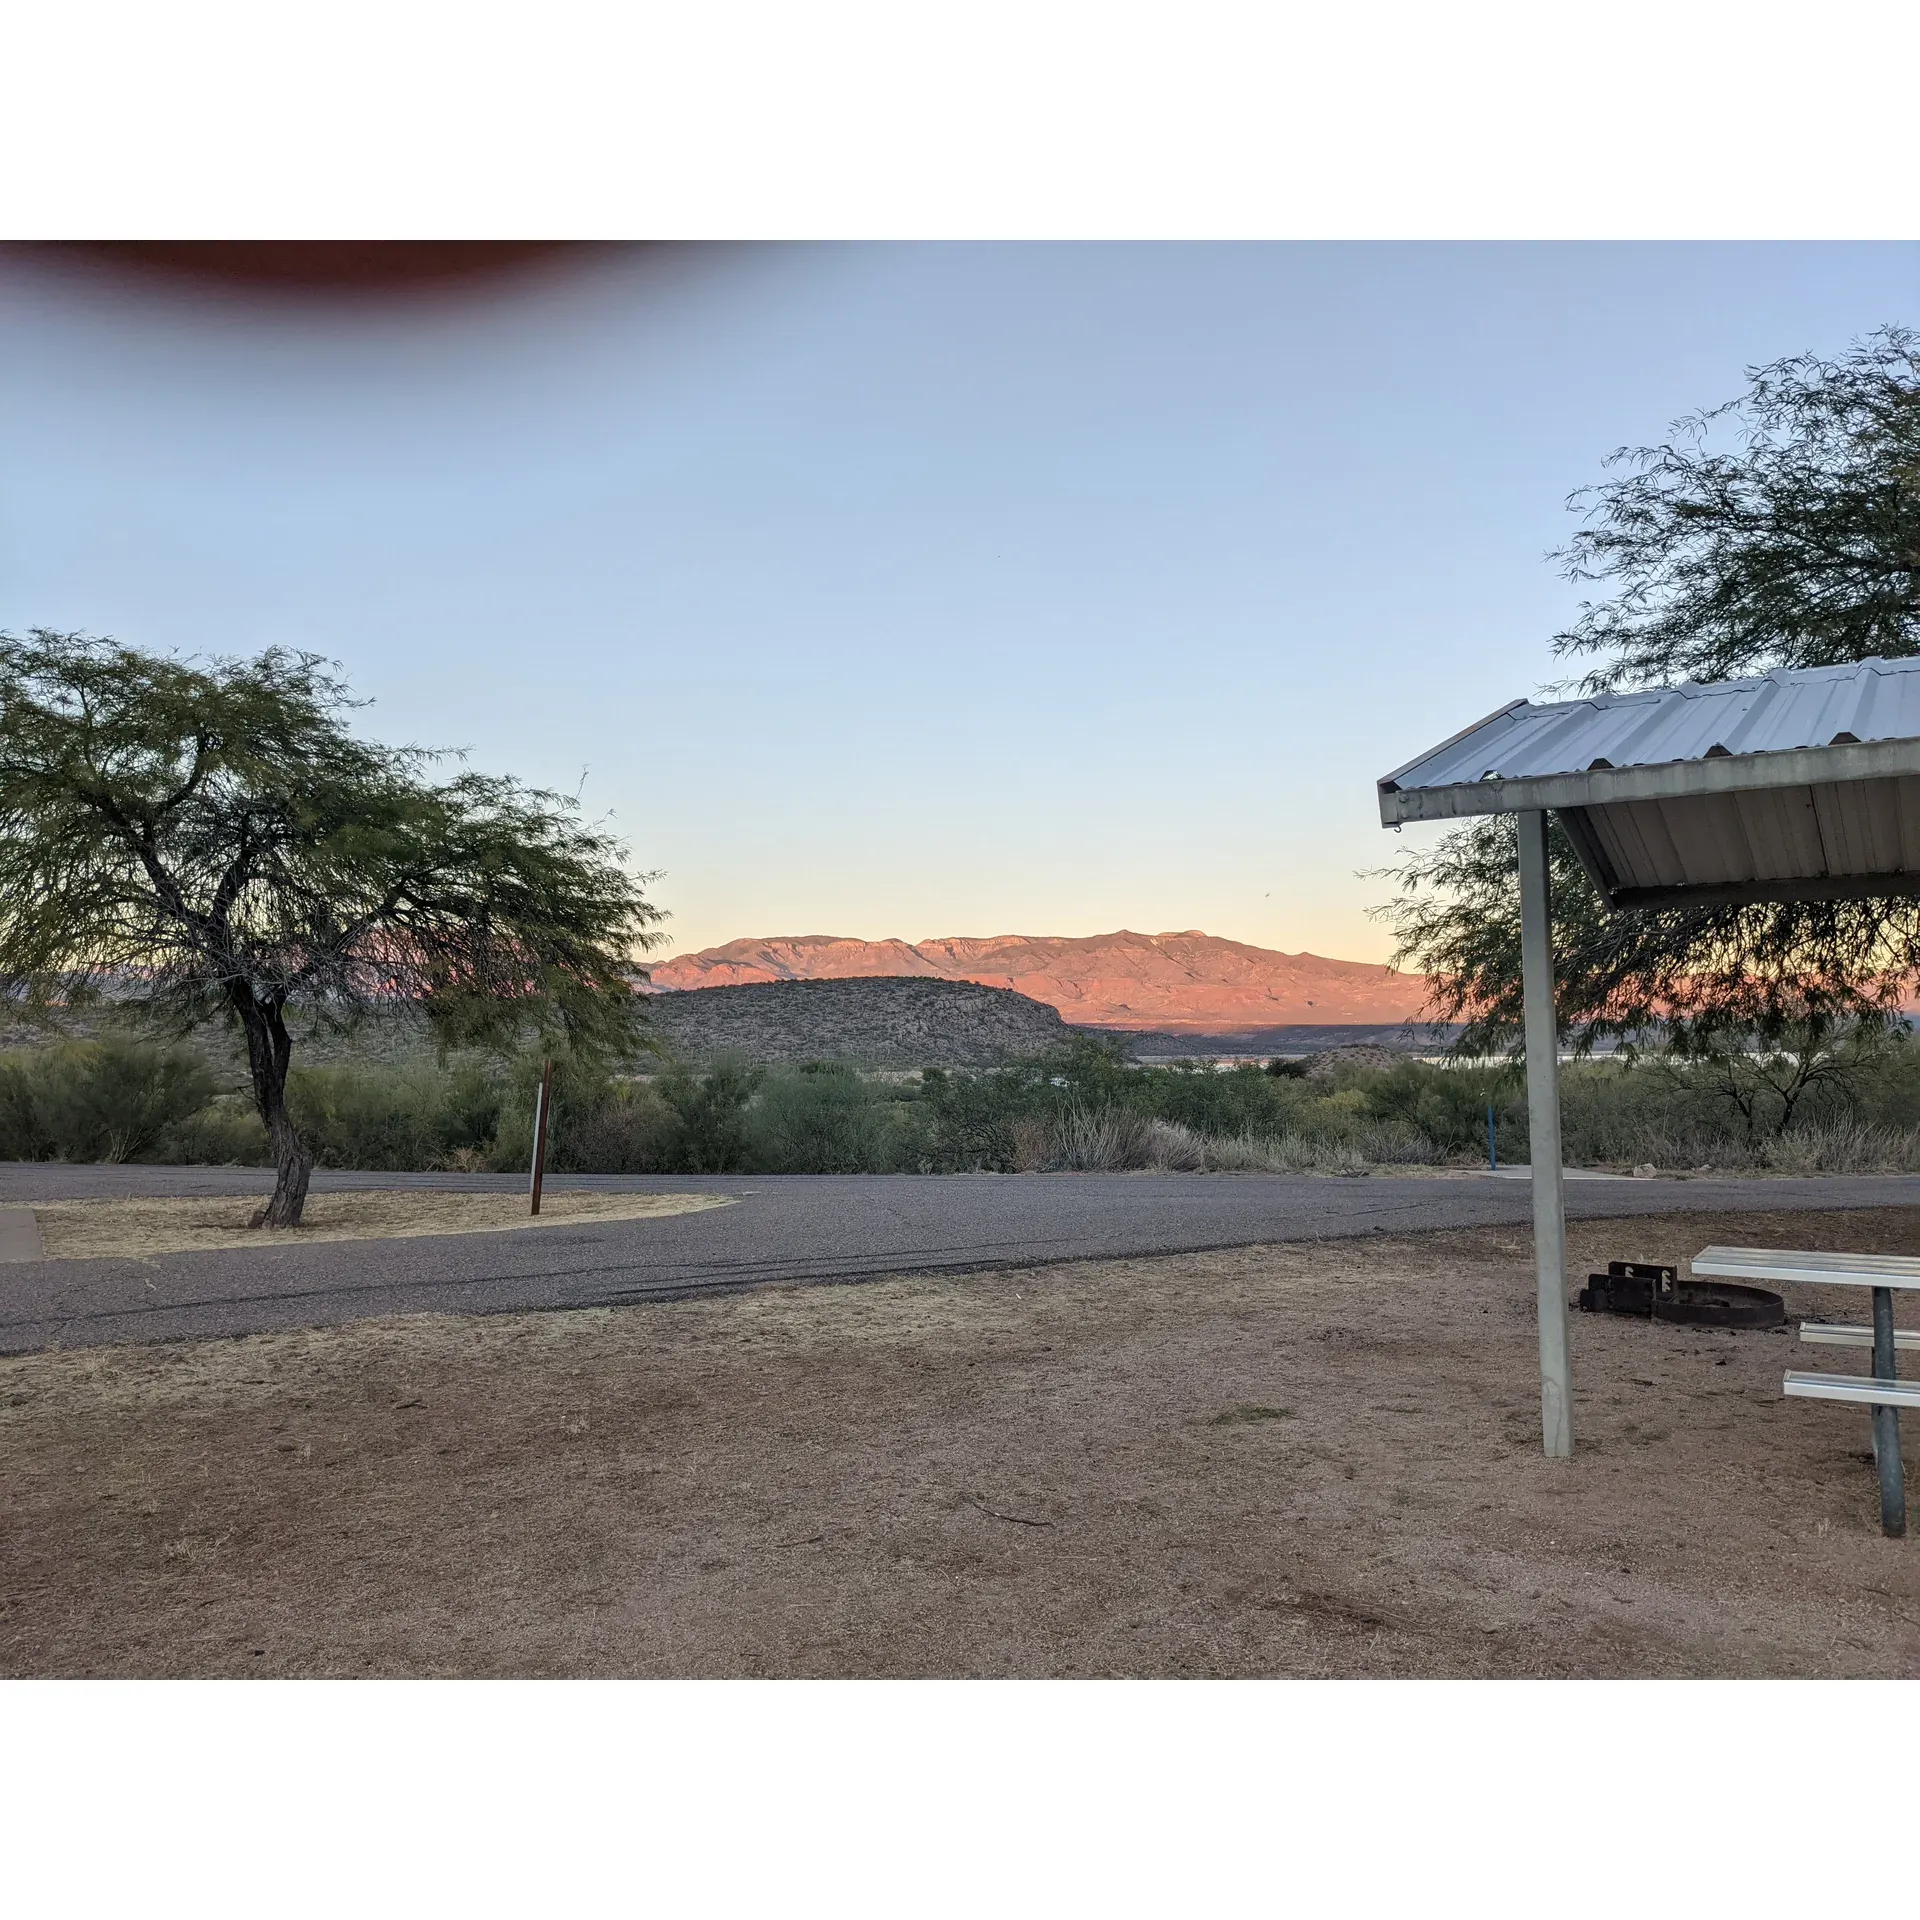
[29,1187,729,1259]
[3,1207,1917,1677]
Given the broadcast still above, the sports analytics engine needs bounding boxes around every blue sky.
[4,243,1915,963]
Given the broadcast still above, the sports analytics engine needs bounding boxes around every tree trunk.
[234,988,314,1228]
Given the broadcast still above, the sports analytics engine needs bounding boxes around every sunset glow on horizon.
[5,243,1915,966]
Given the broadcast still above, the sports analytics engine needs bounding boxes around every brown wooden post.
[529,1056,554,1215]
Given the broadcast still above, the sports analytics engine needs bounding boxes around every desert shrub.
[0,1040,217,1162]
[291,1065,459,1171]
[1545,1022,1920,1165]
[1557,1062,1676,1164]
[919,1043,1488,1172]
[654,1056,760,1173]
[1362,1060,1521,1160]
[488,1056,559,1171]
[1132,1061,1313,1137]
[0,1053,56,1160]
[918,1039,1307,1170]
[54,1041,217,1162]
[287,1060,508,1171]
[1196,1129,1282,1172]
[993,1103,1441,1175]
[494,1058,704,1176]
[551,1079,684,1174]
[1355,1119,1449,1165]
[1262,1132,1372,1174]
[165,1097,272,1166]
[917,1062,1053,1171]
[1016,1105,1156,1172]
[1198,1122,1433,1172]
[746,1062,913,1173]
[489,1055,634,1173]
[439,1065,509,1160]
[1554,1060,1793,1166]
[1143,1117,1208,1171]
[1844,1035,1920,1130]
[1760,1119,1920,1175]
[295,1051,688,1177]
[43,1025,1920,1179]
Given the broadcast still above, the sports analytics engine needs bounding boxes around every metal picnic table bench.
[1691,1246,1919,1539]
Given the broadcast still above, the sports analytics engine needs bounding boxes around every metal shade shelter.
[1377,658,1920,1458]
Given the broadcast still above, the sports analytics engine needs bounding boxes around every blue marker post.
[1487,1102,1497,1171]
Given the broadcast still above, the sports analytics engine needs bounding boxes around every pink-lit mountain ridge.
[647,931,1432,1035]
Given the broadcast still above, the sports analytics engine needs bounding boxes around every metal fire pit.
[1578,1260,1786,1330]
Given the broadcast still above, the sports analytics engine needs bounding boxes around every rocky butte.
[646,931,1431,1035]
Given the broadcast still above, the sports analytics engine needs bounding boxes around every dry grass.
[3,1206,1917,1677]
[29,1187,731,1260]
[1011,1107,1413,1175]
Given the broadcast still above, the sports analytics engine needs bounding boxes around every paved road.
[4,1161,1920,1355]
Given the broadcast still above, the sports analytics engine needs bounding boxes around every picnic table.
[1691,1247,1918,1539]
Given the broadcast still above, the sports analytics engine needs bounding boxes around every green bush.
[746,1062,915,1173]
[165,1096,271,1166]
[20,1023,1920,1178]
[1846,1035,1920,1130]
[651,1056,760,1173]
[915,1042,1442,1170]
[0,1040,217,1162]
[1131,1060,1315,1138]
[0,1053,55,1160]
[1553,1047,1877,1167]
[551,1079,684,1174]
[288,1062,505,1171]
[1362,1060,1522,1160]
[290,1065,440,1170]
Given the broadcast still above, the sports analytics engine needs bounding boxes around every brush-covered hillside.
[639,977,1069,1069]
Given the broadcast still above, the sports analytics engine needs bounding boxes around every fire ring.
[1578,1260,1786,1330]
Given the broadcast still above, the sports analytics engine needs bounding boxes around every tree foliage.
[1381,327,1920,1070]
[1552,325,1920,690]
[0,630,663,1221]
[1380,812,1920,1056]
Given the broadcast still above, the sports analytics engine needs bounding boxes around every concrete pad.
[0,1206,45,1262]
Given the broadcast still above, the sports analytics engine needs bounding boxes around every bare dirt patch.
[29,1188,731,1260]
[2,1207,1916,1677]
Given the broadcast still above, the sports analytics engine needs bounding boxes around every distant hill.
[640,977,1070,1070]
[649,930,1431,1034]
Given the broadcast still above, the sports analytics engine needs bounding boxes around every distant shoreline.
[1100,1022,1465,1059]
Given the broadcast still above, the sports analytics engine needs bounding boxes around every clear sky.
[4,244,1915,964]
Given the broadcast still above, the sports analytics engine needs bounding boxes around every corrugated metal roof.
[1566,776,1920,906]
[1382,657,1920,792]
[1377,658,1920,910]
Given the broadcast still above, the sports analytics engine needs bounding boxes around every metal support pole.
[1871,1283,1906,1538]
[1518,810,1573,1460]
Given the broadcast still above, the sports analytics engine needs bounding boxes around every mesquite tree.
[0,631,662,1224]
[1380,327,1920,1066]
[1553,325,1920,691]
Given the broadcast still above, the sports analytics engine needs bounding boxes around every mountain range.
[646,930,1432,1034]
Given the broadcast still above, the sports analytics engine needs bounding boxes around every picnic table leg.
[1871,1285,1906,1540]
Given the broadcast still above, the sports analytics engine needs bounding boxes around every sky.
[4,243,1916,965]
